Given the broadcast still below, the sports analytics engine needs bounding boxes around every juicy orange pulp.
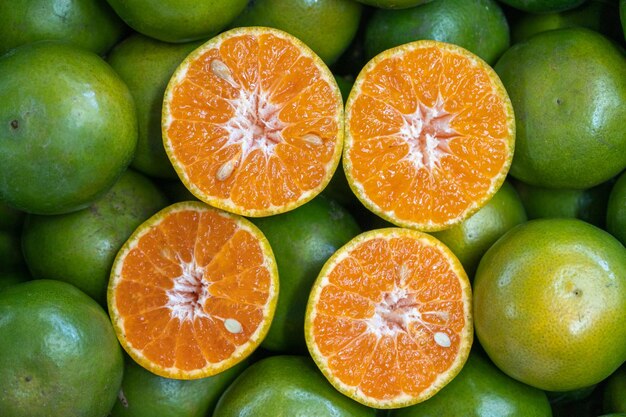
[345,41,515,231]
[306,229,472,408]
[109,202,278,379]
[163,27,343,217]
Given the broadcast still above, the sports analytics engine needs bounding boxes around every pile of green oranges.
[0,0,625,416]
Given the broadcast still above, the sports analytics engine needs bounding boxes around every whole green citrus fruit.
[230,0,362,65]
[604,366,626,413]
[431,181,527,278]
[515,179,611,228]
[511,0,624,44]
[0,41,137,215]
[213,355,376,416]
[364,0,510,64]
[22,170,167,305]
[110,357,248,417]
[105,0,247,43]
[0,0,127,56]
[0,279,124,417]
[392,352,552,417]
[108,34,202,178]
[251,196,361,352]
[607,171,626,246]
[498,0,586,13]
[474,219,626,392]
[495,28,626,189]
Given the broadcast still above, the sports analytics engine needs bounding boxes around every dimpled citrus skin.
[515,180,611,228]
[0,279,124,417]
[0,41,137,215]
[498,0,585,13]
[230,0,362,65]
[474,219,626,392]
[431,181,527,278]
[110,358,249,417]
[511,0,624,44]
[21,170,168,305]
[393,352,552,417]
[364,0,510,65]
[108,35,203,178]
[105,0,247,43]
[495,28,626,189]
[212,356,376,417]
[0,0,127,56]
[251,196,361,353]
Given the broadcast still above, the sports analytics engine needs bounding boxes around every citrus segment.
[305,228,472,408]
[344,40,514,231]
[108,201,278,379]
[163,27,343,217]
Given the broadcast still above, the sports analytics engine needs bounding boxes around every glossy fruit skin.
[431,181,527,278]
[474,219,626,392]
[392,352,552,417]
[0,41,137,215]
[105,0,247,42]
[495,28,626,189]
[515,179,611,228]
[251,196,361,352]
[230,0,362,65]
[511,0,624,44]
[212,355,376,417]
[0,279,124,417]
[0,0,127,56]
[364,0,510,64]
[607,171,626,246]
[110,357,248,417]
[604,366,626,413]
[108,35,202,178]
[22,170,167,306]
[498,0,586,13]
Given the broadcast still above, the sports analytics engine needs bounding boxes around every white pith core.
[212,59,287,180]
[166,258,210,322]
[366,275,451,348]
[165,256,243,335]
[399,94,460,171]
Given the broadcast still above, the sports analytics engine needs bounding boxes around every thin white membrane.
[365,282,453,349]
[165,256,210,322]
[399,93,460,171]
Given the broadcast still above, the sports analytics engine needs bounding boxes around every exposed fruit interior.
[345,41,514,230]
[307,229,472,408]
[109,202,277,379]
[163,27,343,216]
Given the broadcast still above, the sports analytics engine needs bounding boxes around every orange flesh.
[113,207,273,373]
[311,234,467,402]
[346,45,512,228]
[164,31,341,214]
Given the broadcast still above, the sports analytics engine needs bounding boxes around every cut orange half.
[344,40,515,231]
[162,27,344,217]
[108,201,278,379]
[305,228,472,409]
